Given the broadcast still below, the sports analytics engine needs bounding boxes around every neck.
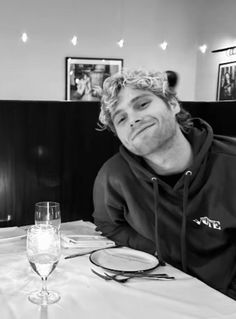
[143,129,193,175]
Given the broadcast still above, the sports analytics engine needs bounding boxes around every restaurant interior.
[0,0,235,226]
[1,1,236,317]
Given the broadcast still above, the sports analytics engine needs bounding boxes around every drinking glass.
[27,224,61,305]
[35,201,61,229]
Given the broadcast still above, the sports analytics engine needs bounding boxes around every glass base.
[28,290,60,305]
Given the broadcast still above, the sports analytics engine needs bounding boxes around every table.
[1,221,236,319]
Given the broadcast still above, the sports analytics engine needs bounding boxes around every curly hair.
[98,69,192,134]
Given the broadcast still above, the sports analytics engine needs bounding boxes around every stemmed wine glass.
[27,224,61,305]
[35,202,61,229]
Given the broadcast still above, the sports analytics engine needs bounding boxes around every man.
[93,69,236,300]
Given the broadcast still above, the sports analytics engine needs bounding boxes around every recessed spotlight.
[160,41,168,50]
[71,36,78,46]
[199,44,207,53]
[117,39,124,48]
[21,32,28,43]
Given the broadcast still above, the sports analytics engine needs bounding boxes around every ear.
[168,98,180,115]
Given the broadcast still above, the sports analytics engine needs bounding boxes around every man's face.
[111,86,180,156]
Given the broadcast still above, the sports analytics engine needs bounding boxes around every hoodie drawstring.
[181,170,192,272]
[152,171,192,271]
[151,177,165,266]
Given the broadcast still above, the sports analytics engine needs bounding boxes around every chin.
[129,137,154,154]
[128,144,153,156]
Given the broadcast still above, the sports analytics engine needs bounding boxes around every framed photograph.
[65,57,123,101]
[216,61,236,101]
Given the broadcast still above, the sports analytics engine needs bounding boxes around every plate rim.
[89,246,159,273]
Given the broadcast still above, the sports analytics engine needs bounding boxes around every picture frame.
[65,57,123,101]
[216,61,236,101]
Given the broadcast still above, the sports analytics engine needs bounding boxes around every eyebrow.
[111,93,152,122]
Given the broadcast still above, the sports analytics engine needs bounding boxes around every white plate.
[89,247,159,273]
[0,227,26,242]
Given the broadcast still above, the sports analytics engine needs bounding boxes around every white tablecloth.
[1,221,236,319]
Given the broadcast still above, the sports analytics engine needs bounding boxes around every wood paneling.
[1,99,235,226]
[0,101,119,226]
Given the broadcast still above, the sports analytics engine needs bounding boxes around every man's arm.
[94,216,155,254]
[93,171,155,254]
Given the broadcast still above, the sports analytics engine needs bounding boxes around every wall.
[0,0,203,101]
[195,0,236,101]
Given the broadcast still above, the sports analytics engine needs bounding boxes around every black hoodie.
[93,119,236,299]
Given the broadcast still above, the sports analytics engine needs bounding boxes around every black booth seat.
[182,100,236,137]
[0,99,235,226]
[0,100,119,226]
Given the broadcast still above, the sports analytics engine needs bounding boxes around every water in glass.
[27,224,61,305]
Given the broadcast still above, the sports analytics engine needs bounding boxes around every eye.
[138,100,150,109]
[118,117,125,124]
[115,115,127,125]
[141,102,147,107]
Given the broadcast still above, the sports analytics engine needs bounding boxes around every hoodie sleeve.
[92,166,155,254]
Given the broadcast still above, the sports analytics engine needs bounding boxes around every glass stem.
[41,277,48,299]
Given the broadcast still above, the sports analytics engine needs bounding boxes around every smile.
[131,123,156,140]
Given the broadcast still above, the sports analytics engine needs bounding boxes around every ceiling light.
[199,44,207,54]
[117,39,124,48]
[21,32,28,43]
[160,41,168,50]
[71,36,78,46]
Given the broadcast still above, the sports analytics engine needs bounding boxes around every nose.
[130,118,141,127]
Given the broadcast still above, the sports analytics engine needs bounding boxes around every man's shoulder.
[97,152,130,178]
[212,134,236,156]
